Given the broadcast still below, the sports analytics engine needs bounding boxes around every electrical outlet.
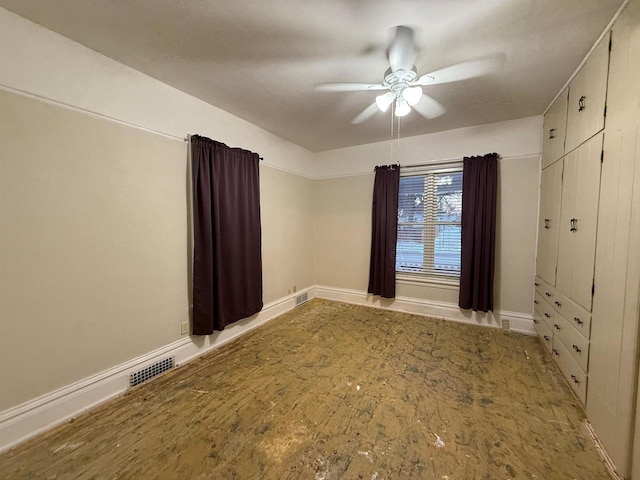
[181,321,189,335]
[501,319,510,330]
[293,285,297,293]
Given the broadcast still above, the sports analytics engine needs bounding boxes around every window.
[396,166,463,280]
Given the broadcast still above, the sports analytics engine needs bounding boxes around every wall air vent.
[295,292,308,306]
[129,357,175,387]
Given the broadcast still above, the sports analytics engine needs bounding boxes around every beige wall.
[261,166,315,303]
[0,90,315,410]
[314,156,539,315]
[314,174,374,291]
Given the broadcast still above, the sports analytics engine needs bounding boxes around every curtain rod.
[397,154,531,170]
[184,135,263,161]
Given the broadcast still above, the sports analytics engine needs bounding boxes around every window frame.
[396,162,463,286]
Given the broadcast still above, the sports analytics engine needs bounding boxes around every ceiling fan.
[316,26,502,124]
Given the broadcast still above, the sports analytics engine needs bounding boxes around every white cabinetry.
[534,5,640,476]
[534,36,608,405]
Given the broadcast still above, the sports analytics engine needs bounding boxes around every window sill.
[396,273,460,289]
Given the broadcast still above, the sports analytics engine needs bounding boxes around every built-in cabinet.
[535,160,563,284]
[555,132,603,311]
[534,3,640,476]
[564,39,610,154]
[541,88,568,169]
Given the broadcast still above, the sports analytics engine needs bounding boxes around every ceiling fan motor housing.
[383,66,418,97]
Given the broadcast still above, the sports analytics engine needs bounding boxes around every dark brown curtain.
[191,135,263,334]
[459,153,498,312]
[368,165,400,298]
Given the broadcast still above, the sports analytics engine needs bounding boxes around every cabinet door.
[536,160,563,284]
[542,88,568,168]
[556,132,603,310]
[565,34,610,153]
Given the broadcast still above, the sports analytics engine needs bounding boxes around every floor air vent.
[129,357,175,387]
[295,292,308,306]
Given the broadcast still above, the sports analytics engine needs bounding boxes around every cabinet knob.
[543,334,550,341]
[534,282,540,286]
[552,348,559,356]
[545,292,552,297]
[544,313,550,318]
[554,323,561,330]
[572,344,582,353]
[570,374,580,384]
[533,318,539,324]
[574,317,584,326]
[578,96,586,111]
[554,301,562,307]
[534,300,539,304]
[549,128,556,139]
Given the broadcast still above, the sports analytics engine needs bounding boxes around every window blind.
[396,168,463,277]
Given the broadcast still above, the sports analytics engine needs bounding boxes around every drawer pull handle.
[549,128,556,139]
[543,335,550,341]
[544,218,550,229]
[554,324,561,330]
[570,374,580,384]
[578,96,586,111]
[572,344,582,353]
[570,218,578,232]
[574,317,584,326]
[552,348,559,356]
[545,292,552,297]
[554,301,562,307]
[544,313,551,318]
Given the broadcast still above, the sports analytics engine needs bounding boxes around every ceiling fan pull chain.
[397,115,401,165]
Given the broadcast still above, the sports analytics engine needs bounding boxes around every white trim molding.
[0,287,316,453]
[0,284,535,453]
[314,285,535,335]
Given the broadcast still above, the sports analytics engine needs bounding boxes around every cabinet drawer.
[540,298,556,331]
[535,276,557,302]
[553,313,589,373]
[542,87,568,168]
[550,289,592,340]
[552,337,587,405]
[533,292,546,317]
[565,33,609,153]
[534,315,553,355]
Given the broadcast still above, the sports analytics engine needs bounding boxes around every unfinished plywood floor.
[1,299,610,479]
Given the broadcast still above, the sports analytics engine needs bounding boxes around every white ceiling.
[0,0,625,152]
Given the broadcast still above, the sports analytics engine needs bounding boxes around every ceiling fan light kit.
[316,25,501,125]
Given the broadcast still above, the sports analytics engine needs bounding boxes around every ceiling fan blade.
[388,26,418,72]
[413,94,446,119]
[316,83,387,92]
[415,56,504,86]
[352,102,380,124]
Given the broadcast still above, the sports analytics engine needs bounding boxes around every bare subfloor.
[1,300,610,479]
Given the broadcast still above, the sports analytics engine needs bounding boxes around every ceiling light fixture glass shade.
[395,98,411,117]
[402,86,423,106]
[375,92,395,112]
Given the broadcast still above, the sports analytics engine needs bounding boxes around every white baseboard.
[0,287,316,452]
[0,284,533,452]
[314,285,535,335]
